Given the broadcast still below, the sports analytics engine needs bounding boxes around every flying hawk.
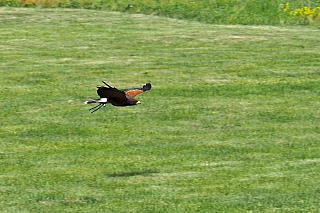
[84,81,151,113]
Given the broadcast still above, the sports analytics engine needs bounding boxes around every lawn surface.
[1,7,320,212]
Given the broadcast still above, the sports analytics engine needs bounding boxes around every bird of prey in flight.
[85,81,152,113]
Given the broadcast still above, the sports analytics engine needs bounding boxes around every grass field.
[1,0,320,26]
[1,7,320,212]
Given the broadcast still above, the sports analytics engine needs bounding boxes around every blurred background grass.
[1,0,320,26]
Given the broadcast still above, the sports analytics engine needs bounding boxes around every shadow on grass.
[107,169,159,178]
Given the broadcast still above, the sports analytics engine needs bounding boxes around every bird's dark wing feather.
[121,83,152,98]
[97,84,125,98]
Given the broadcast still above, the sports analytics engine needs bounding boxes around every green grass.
[1,0,320,26]
[1,7,320,212]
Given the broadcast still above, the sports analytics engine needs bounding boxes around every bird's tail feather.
[84,98,108,113]
[84,98,108,105]
[84,100,98,104]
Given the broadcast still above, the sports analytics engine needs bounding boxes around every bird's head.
[127,99,141,105]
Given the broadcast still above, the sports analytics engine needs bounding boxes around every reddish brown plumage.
[121,83,152,98]
[123,89,145,98]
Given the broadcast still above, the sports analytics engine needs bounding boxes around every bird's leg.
[89,104,101,111]
[89,104,102,112]
[90,104,104,113]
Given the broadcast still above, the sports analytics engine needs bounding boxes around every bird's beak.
[136,101,141,105]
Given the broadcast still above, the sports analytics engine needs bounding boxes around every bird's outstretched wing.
[97,81,127,100]
[121,83,152,98]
